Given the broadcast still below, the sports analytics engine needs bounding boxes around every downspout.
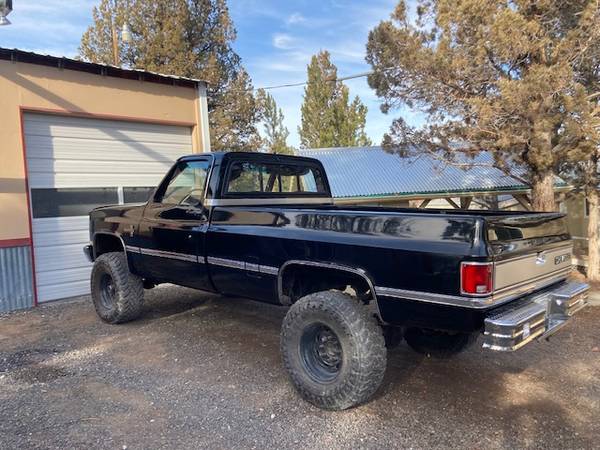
[197,81,211,152]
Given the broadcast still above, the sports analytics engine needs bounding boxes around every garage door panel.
[37,280,90,303]
[25,113,193,302]
[34,243,90,273]
[33,229,89,247]
[28,158,174,175]
[37,266,92,287]
[25,136,188,162]
[25,115,192,145]
[33,218,90,248]
[32,216,90,234]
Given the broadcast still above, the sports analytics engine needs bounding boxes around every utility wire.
[254,69,389,92]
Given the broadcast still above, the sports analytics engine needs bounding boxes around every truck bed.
[207,204,571,309]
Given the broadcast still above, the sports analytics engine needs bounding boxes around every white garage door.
[24,113,193,302]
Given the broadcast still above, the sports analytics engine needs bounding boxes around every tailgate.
[486,213,572,295]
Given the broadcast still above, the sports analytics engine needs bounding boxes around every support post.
[445,198,460,209]
[513,194,532,211]
[197,81,211,152]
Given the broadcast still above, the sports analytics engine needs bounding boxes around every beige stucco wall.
[0,59,205,241]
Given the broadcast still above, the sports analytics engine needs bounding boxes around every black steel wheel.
[281,290,386,410]
[300,323,343,383]
[99,273,117,310]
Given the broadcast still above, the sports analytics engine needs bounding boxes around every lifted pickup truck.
[85,151,588,410]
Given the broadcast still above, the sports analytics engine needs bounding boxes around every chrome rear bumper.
[482,281,588,351]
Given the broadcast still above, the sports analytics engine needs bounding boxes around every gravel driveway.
[1,285,599,449]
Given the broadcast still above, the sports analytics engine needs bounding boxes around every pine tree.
[299,51,371,148]
[256,89,293,155]
[366,0,600,212]
[79,0,261,151]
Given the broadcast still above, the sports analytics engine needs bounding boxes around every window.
[156,160,211,205]
[225,161,326,196]
[585,198,590,218]
[123,187,155,204]
[31,188,119,218]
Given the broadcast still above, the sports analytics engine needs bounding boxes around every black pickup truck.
[85,151,588,410]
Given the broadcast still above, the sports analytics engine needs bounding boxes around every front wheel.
[280,291,387,410]
[90,252,144,324]
[404,327,478,358]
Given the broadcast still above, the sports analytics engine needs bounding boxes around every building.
[0,48,210,313]
[298,147,570,209]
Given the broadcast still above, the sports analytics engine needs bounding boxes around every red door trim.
[0,238,32,248]
[19,107,39,305]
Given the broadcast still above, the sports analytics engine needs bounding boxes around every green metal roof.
[298,147,568,199]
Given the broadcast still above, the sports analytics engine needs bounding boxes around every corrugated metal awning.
[298,146,568,200]
[0,48,206,89]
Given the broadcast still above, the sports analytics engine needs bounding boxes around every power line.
[255,70,378,92]
[253,67,395,92]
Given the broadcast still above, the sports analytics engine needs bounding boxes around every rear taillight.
[461,262,493,295]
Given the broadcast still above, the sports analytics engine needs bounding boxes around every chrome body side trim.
[207,256,245,270]
[93,231,128,256]
[125,245,140,253]
[277,260,383,320]
[375,266,572,309]
[206,256,279,276]
[92,231,132,271]
[204,197,333,207]
[139,247,199,263]
[259,265,279,276]
[375,286,495,309]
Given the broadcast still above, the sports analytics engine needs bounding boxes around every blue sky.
[0,0,418,147]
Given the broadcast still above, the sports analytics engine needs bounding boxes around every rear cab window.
[224,159,328,197]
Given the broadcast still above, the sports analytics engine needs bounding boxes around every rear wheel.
[90,252,144,324]
[404,327,478,358]
[280,290,386,410]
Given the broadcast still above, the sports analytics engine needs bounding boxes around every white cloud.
[286,12,306,25]
[0,0,97,58]
[272,33,296,50]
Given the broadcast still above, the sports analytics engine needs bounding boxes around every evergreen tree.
[256,89,293,155]
[299,51,371,148]
[79,0,261,151]
[366,0,600,212]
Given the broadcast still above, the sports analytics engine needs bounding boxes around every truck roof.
[178,151,321,165]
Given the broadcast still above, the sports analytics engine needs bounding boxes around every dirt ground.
[1,285,599,450]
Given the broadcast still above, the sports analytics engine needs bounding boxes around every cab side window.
[156,160,210,206]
